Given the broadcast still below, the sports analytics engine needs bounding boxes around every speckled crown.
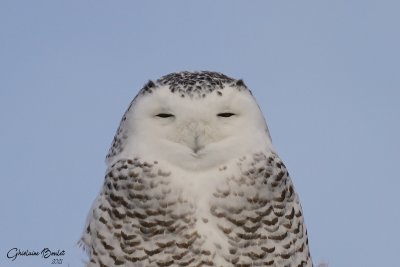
[140,71,248,98]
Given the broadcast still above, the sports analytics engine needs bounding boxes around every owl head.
[106,71,273,171]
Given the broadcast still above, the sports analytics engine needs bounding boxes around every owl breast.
[83,152,312,267]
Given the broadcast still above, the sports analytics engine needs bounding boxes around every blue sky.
[1,1,399,266]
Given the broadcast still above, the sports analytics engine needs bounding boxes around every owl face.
[122,84,272,171]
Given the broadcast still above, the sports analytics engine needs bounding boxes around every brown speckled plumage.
[82,154,312,266]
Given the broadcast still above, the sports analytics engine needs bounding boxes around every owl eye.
[156,113,174,118]
[217,112,236,118]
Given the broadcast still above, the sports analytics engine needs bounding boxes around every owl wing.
[79,158,154,267]
[79,158,204,267]
[210,152,313,266]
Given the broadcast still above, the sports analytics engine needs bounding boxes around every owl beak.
[192,135,205,154]
[184,121,206,155]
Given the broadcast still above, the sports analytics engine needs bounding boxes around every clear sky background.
[1,1,399,267]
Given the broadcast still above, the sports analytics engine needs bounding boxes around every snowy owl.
[80,71,313,267]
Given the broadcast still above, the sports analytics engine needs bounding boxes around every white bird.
[80,71,313,267]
